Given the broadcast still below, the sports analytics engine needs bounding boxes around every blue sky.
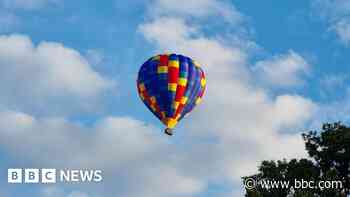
[0,0,350,196]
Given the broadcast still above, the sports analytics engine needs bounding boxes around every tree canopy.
[244,122,350,197]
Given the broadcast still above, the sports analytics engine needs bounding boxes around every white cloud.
[140,17,196,45]
[0,0,59,10]
[253,50,310,87]
[0,110,205,197]
[273,95,316,128]
[0,111,155,167]
[139,17,249,81]
[138,13,317,193]
[125,166,205,197]
[0,34,114,115]
[150,0,242,24]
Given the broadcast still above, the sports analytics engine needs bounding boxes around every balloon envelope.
[137,54,206,130]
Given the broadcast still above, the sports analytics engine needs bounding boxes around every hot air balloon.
[137,54,206,136]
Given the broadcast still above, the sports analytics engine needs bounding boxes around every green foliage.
[303,122,350,195]
[243,122,350,197]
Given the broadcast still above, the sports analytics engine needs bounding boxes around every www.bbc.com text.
[244,178,343,191]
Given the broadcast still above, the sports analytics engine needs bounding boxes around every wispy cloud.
[333,18,350,45]
[312,0,350,46]
[40,187,90,197]
[149,0,243,24]
[320,74,348,98]
[252,50,311,88]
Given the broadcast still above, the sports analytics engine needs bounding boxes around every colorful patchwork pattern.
[137,54,206,129]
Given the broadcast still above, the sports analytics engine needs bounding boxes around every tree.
[303,122,350,195]
[243,122,350,197]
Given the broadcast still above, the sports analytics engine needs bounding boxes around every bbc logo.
[8,169,56,184]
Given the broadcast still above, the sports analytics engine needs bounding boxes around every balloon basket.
[164,128,173,136]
